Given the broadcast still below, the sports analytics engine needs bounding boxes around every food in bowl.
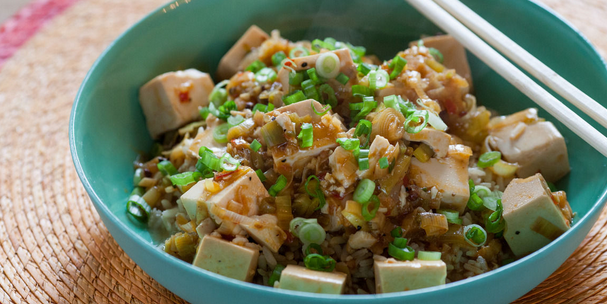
[126,26,574,294]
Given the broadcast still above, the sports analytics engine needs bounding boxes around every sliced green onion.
[357,63,375,76]
[245,60,266,73]
[289,71,305,86]
[379,157,390,169]
[345,42,366,62]
[318,84,337,108]
[417,39,425,47]
[312,103,331,116]
[255,169,267,182]
[199,107,210,120]
[227,115,244,127]
[368,69,389,90]
[486,199,506,233]
[357,148,370,170]
[389,55,407,79]
[427,111,448,131]
[383,95,399,110]
[299,223,326,245]
[336,73,349,85]
[250,139,262,152]
[301,79,320,101]
[311,39,335,52]
[391,227,403,238]
[219,153,240,171]
[362,195,380,221]
[305,243,324,256]
[438,209,462,225]
[297,123,314,148]
[353,179,375,204]
[306,68,322,84]
[268,264,285,287]
[304,253,336,272]
[209,100,236,120]
[428,47,444,63]
[316,52,341,79]
[464,224,487,247]
[404,110,429,134]
[133,168,143,186]
[169,171,202,186]
[255,67,277,84]
[209,80,230,106]
[547,182,557,192]
[269,174,288,196]
[323,37,337,49]
[353,97,377,122]
[305,175,326,210]
[418,251,442,261]
[368,70,377,90]
[388,243,415,261]
[260,120,286,147]
[284,90,306,105]
[336,138,360,151]
[354,119,372,148]
[157,160,178,176]
[252,102,274,113]
[352,84,373,97]
[212,123,230,144]
[290,217,317,237]
[289,46,309,58]
[466,179,484,211]
[126,193,151,223]
[272,51,287,67]
[393,237,408,248]
[197,147,221,174]
[478,151,502,168]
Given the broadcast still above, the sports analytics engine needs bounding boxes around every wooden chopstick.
[405,0,607,158]
[433,0,607,131]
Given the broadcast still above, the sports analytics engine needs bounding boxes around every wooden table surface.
[0,0,605,303]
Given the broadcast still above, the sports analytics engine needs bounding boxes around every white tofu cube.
[139,69,214,139]
[277,265,347,294]
[409,144,471,213]
[410,35,473,88]
[277,48,357,92]
[490,121,570,182]
[217,25,269,80]
[374,259,446,293]
[205,169,269,217]
[180,181,209,223]
[502,173,571,257]
[192,236,259,282]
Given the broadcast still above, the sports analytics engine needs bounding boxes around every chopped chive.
[289,46,309,58]
[250,139,262,152]
[353,178,375,204]
[336,138,360,151]
[157,160,178,176]
[478,151,502,168]
[379,157,390,169]
[297,123,314,148]
[272,51,287,67]
[212,123,230,144]
[318,83,337,108]
[289,71,305,86]
[305,175,326,210]
[336,73,349,85]
[306,68,322,84]
[169,171,202,186]
[269,175,288,197]
[255,169,267,182]
[245,60,266,73]
[284,90,306,105]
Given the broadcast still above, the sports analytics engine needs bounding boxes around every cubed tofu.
[139,69,214,139]
[374,259,446,293]
[502,173,570,257]
[277,265,347,294]
[410,35,473,88]
[192,236,259,282]
[277,48,357,92]
[180,181,209,221]
[206,168,269,217]
[403,127,452,158]
[217,25,269,80]
[490,121,570,182]
[273,99,330,120]
[409,144,471,213]
[357,135,400,180]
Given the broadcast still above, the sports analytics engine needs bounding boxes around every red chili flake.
[402,175,410,187]
[444,99,458,115]
[178,91,190,103]
[284,61,293,67]
[214,170,235,181]
[284,231,294,244]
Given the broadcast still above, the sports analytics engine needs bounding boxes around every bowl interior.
[70,0,607,303]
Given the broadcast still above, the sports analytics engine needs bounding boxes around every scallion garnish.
[316,52,341,79]
[336,73,349,85]
[289,46,309,58]
[388,241,415,261]
[157,160,178,176]
[227,115,244,127]
[269,174,288,197]
[169,171,202,186]
[438,209,463,225]
[252,102,274,113]
[312,103,332,116]
[284,90,306,105]
[250,139,262,152]
[379,157,390,169]
[133,168,143,186]
[466,179,484,211]
[267,264,285,287]
[305,175,326,210]
[245,60,266,73]
[311,39,335,52]
[212,123,230,144]
[351,84,373,97]
[305,243,324,256]
[304,253,336,272]
[352,97,377,122]
[478,151,502,168]
[485,199,506,233]
[255,169,267,182]
[209,80,229,106]
[272,51,287,67]
[464,224,487,247]
[336,138,360,151]
[418,251,442,261]
[356,63,375,76]
[297,123,314,148]
[354,119,372,148]
[219,153,240,171]
[126,195,151,223]
[428,47,444,63]
[404,110,429,134]
[199,107,210,120]
[209,99,236,120]
[318,84,337,108]
[306,68,322,84]
[368,69,390,90]
[289,71,305,86]
[301,79,320,100]
[389,55,407,79]
[357,148,370,170]
[255,67,277,84]
[362,195,380,221]
[353,179,375,204]
[391,227,403,238]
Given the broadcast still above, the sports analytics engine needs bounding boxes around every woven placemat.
[0,0,604,303]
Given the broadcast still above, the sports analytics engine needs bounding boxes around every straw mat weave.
[0,0,604,303]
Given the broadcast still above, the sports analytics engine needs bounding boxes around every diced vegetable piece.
[374,259,446,293]
[277,265,347,294]
[192,236,259,282]
[501,173,571,257]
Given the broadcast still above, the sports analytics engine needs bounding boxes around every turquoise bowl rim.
[69,0,607,302]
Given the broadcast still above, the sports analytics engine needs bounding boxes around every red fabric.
[0,0,80,69]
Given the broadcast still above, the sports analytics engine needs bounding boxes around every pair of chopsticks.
[406,0,607,158]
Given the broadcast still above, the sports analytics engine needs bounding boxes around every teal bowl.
[69,0,607,303]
